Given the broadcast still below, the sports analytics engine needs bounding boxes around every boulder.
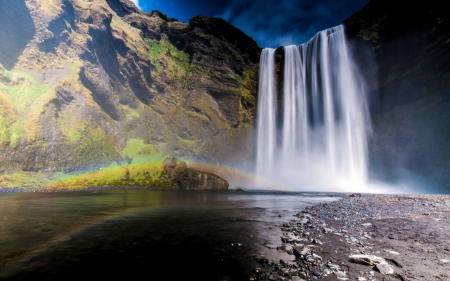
[376,263,394,275]
[349,255,387,266]
[160,157,229,191]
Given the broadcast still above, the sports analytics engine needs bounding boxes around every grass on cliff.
[47,139,172,189]
[0,172,50,188]
[144,37,191,74]
[0,69,51,145]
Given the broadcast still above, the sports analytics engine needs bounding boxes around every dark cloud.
[218,0,369,47]
[138,0,369,48]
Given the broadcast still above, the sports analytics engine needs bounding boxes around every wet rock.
[291,277,305,281]
[440,259,450,263]
[349,255,387,266]
[376,263,394,274]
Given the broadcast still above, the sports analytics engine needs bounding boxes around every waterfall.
[255,25,370,191]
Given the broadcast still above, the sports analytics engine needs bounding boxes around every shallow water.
[0,190,338,280]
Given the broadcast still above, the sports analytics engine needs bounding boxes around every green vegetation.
[46,139,173,189]
[177,136,200,153]
[0,172,50,188]
[0,69,51,143]
[119,104,140,120]
[144,37,191,74]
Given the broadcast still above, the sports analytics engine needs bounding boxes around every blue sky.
[130,0,370,48]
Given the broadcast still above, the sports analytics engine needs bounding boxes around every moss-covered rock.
[160,157,229,190]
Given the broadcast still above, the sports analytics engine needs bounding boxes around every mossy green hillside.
[144,37,191,76]
[46,139,172,189]
[0,69,51,144]
[0,171,50,188]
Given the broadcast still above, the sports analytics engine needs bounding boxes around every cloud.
[130,0,141,9]
[217,0,368,48]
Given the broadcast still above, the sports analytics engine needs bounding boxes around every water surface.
[0,190,338,280]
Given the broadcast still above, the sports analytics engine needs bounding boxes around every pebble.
[376,263,394,275]
[349,255,387,266]
[257,194,450,281]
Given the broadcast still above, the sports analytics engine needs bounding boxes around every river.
[0,190,339,280]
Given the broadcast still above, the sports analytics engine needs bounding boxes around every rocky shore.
[254,194,450,281]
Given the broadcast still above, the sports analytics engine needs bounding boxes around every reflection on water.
[0,190,338,280]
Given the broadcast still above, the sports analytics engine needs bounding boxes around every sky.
[130,0,370,48]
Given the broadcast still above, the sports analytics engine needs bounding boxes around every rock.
[349,255,387,266]
[335,271,347,278]
[253,268,265,275]
[383,249,399,255]
[350,193,362,197]
[376,263,394,274]
[291,277,305,281]
[264,244,277,249]
[312,239,323,245]
[327,262,341,271]
[440,259,450,263]
[160,157,229,190]
[293,246,312,256]
[235,186,245,191]
[323,268,332,275]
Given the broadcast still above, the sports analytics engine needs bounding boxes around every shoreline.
[256,194,450,281]
[2,188,449,280]
[0,186,235,193]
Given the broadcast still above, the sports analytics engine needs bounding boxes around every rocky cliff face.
[0,0,259,185]
[344,0,450,191]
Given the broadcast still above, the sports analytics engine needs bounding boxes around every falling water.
[256,25,370,191]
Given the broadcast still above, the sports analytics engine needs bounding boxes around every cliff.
[0,0,260,188]
[344,0,450,191]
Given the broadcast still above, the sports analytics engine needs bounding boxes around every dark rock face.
[344,0,450,191]
[160,158,229,190]
[0,0,36,70]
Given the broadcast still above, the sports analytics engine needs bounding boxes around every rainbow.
[0,192,165,277]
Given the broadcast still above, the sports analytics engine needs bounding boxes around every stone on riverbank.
[376,263,394,274]
[349,255,387,266]
[160,157,229,190]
